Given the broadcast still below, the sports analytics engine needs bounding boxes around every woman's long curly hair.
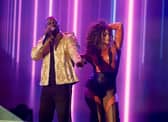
[86,21,112,55]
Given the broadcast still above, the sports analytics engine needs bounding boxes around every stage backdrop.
[0,0,168,122]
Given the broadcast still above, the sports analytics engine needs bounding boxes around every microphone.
[42,27,56,44]
[42,33,49,44]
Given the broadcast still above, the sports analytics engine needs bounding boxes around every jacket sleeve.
[31,35,50,61]
[66,33,82,64]
[31,39,43,61]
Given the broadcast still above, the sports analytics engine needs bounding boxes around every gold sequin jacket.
[31,32,81,86]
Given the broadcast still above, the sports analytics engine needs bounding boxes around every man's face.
[46,17,59,33]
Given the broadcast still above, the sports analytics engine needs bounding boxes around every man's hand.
[45,24,55,35]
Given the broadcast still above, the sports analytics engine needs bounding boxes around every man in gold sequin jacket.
[31,17,83,122]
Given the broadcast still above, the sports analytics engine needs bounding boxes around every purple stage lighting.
[124,0,134,122]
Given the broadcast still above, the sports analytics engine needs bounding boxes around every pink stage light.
[49,0,53,16]
[72,0,78,34]
[12,0,17,59]
[30,0,38,107]
[141,0,147,64]
[16,0,22,63]
[71,0,79,121]
[124,0,134,122]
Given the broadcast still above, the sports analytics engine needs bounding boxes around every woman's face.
[101,29,111,45]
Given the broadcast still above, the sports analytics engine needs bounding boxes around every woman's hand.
[94,96,101,104]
